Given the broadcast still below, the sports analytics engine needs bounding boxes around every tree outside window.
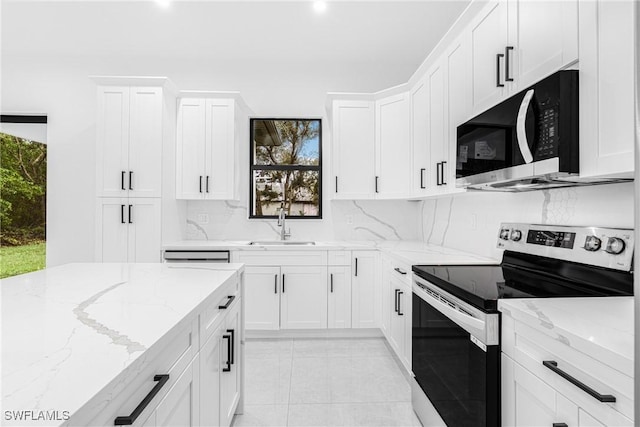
[250,119,321,218]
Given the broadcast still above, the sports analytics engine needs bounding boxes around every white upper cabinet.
[409,79,430,196]
[176,97,237,200]
[331,100,376,199]
[96,86,163,198]
[578,0,635,179]
[507,0,578,92]
[375,93,411,198]
[427,62,449,195]
[469,0,509,114]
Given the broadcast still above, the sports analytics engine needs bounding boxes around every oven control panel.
[497,223,634,271]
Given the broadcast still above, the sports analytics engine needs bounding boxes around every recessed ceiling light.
[313,1,327,13]
[156,0,171,9]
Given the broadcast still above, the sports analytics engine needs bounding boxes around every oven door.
[412,277,499,427]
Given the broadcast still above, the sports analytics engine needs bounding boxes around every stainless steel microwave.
[456,70,580,191]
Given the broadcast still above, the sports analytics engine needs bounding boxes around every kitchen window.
[249,118,322,219]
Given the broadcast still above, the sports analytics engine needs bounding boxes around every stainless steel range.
[411,223,634,427]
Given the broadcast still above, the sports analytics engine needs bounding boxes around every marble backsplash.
[419,182,634,260]
[185,199,422,242]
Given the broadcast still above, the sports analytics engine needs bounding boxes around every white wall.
[1,54,419,265]
[420,182,635,260]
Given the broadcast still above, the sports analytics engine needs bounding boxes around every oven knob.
[499,229,510,240]
[584,235,601,252]
[510,230,522,241]
[605,237,626,255]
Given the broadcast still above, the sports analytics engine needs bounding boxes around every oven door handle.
[413,285,486,337]
[516,89,535,164]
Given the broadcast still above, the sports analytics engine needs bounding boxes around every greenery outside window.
[250,118,321,219]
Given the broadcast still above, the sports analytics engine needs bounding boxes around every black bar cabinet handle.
[505,46,514,81]
[496,53,505,87]
[542,361,616,403]
[420,168,426,189]
[128,205,133,224]
[354,258,358,277]
[129,171,133,190]
[375,176,379,193]
[553,424,568,427]
[114,374,170,425]
[394,267,407,275]
[435,162,441,186]
[218,295,235,309]
[441,161,447,185]
[206,176,210,193]
[394,289,399,313]
[222,335,231,372]
[282,274,285,293]
[120,204,125,224]
[335,176,338,193]
[199,176,203,193]
[330,273,334,293]
[274,274,278,294]
[398,291,404,316]
[227,329,235,365]
[121,171,126,190]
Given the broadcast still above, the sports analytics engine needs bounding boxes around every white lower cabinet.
[328,266,352,329]
[381,256,412,372]
[199,325,223,427]
[281,266,328,329]
[351,251,380,329]
[220,301,241,427]
[244,266,280,330]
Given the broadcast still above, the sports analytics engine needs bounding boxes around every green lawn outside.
[0,243,46,279]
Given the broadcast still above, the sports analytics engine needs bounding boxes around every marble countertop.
[498,297,634,377]
[163,240,498,266]
[1,262,244,424]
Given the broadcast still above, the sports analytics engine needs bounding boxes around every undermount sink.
[249,241,316,246]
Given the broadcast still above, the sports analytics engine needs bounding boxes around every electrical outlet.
[197,213,209,224]
[346,215,353,224]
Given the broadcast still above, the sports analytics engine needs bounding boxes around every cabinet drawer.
[328,250,351,266]
[199,278,240,346]
[235,251,327,266]
[75,318,198,426]
[507,320,633,423]
[387,259,411,286]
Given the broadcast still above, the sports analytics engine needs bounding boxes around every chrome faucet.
[277,206,291,241]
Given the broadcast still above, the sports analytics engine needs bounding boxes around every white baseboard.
[245,328,383,340]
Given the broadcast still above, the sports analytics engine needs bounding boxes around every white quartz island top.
[162,239,498,266]
[498,297,634,376]
[1,262,244,425]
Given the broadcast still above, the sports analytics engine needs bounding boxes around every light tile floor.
[232,338,421,427]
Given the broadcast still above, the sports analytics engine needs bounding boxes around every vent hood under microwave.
[455,70,628,192]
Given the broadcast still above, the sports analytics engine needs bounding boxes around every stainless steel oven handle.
[516,89,535,164]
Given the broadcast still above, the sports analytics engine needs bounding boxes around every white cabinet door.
[220,302,241,427]
[351,251,379,329]
[199,326,223,427]
[96,198,129,262]
[280,266,328,329]
[328,266,351,329]
[375,93,411,198]
[244,266,280,331]
[127,198,162,262]
[96,86,130,198]
[331,100,375,199]
[380,257,392,337]
[507,0,578,92]
[154,357,200,427]
[579,0,635,178]
[410,78,430,196]
[427,62,449,195]
[469,0,508,114]
[205,99,235,200]
[176,98,206,200]
[446,35,471,190]
[128,87,163,198]
[387,275,403,354]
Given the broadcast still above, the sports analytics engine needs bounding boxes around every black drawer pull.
[129,171,133,190]
[335,176,338,193]
[553,424,568,427]
[375,176,379,193]
[114,374,169,425]
[121,171,126,190]
[128,205,133,224]
[206,175,210,193]
[282,274,285,293]
[420,168,426,189]
[199,176,203,193]
[120,204,125,224]
[330,273,334,293]
[394,267,407,275]
[505,46,514,81]
[543,361,616,403]
[496,53,505,87]
[223,334,231,372]
[218,295,235,309]
[398,291,404,316]
[274,274,278,294]
[355,258,358,277]
[436,162,442,186]
[441,161,447,185]
[394,289,399,313]
[227,329,235,365]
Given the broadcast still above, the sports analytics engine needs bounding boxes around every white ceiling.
[1,0,470,65]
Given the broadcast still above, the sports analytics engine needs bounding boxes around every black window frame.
[249,118,322,220]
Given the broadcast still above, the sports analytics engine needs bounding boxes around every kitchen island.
[1,262,245,426]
